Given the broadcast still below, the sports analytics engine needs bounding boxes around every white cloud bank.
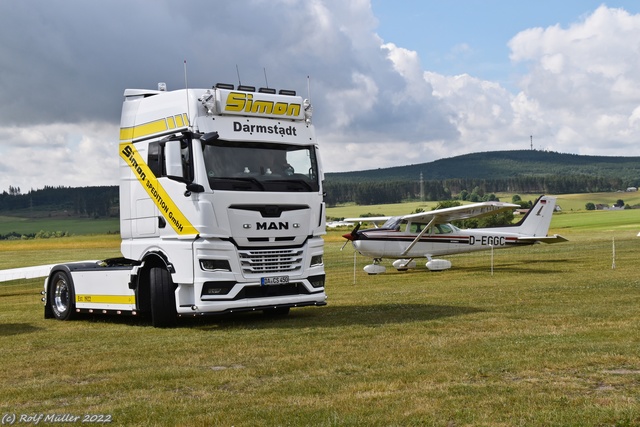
[0,2,638,192]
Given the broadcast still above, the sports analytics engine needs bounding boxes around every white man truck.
[43,82,327,327]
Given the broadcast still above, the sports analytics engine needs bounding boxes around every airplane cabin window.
[433,224,453,234]
[409,223,428,233]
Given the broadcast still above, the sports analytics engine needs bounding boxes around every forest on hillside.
[0,186,118,217]
[324,174,630,205]
[324,150,640,205]
[327,150,640,183]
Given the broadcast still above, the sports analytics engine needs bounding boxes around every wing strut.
[401,217,436,257]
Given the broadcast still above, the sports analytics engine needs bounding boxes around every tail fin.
[512,195,557,237]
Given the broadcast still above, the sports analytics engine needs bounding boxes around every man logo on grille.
[257,222,289,230]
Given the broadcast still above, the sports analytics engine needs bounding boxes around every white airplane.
[342,195,567,274]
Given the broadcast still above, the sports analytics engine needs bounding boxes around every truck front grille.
[238,248,303,275]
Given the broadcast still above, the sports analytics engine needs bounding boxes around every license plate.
[261,276,289,286]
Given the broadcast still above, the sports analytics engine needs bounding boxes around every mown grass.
[0,210,639,426]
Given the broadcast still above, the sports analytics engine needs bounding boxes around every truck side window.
[180,141,193,183]
[148,141,164,177]
[148,137,194,183]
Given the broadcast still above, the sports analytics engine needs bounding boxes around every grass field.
[0,201,639,425]
[0,235,122,269]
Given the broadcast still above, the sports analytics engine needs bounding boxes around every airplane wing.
[343,216,393,227]
[517,234,568,244]
[345,202,518,227]
[400,201,520,224]
[0,264,56,282]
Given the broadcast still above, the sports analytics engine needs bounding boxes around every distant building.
[595,204,624,211]
[626,187,638,192]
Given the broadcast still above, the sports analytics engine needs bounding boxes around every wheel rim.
[53,276,70,314]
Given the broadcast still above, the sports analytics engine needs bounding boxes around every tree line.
[0,186,118,217]
[324,174,631,206]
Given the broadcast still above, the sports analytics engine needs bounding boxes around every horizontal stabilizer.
[344,216,391,224]
[518,234,568,244]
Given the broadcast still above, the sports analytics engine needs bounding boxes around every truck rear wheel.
[149,266,177,328]
[49,271,76,320]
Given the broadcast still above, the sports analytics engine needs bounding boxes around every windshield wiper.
[267,179,313,191]
[218,177,265,191]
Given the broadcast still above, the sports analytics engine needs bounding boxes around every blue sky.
[1,1,640,190]
[372,1,640,89]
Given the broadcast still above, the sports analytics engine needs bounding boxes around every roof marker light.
[304,99,313,124]
[200,90,216,115]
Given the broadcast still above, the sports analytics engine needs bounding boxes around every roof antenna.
[307,75,311,102]
[236,64,242,86]
[184,59,191,126]
[263,67,270,89]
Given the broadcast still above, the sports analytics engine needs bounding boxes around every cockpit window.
[382,216,403,230]
[384,220,456,235]
[202,140,319,192]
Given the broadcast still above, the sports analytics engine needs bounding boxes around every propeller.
[340,223,360,251]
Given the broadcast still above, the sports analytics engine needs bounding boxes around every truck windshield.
[202,140,320,192]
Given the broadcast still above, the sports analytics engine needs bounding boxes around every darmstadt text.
[233,121,297,136]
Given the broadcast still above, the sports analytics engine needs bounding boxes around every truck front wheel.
[149,266,177,328]
[49,271,76,320]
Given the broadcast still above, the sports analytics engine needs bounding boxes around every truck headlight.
[200,259,231,272]
[310,255,323,267]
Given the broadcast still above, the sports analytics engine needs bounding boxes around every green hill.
[326,150,640,183]
[324,150,640,205]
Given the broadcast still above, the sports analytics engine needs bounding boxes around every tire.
[49,271,76,321]
[149,266,177,328]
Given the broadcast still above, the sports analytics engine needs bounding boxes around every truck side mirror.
[165,139,184,179]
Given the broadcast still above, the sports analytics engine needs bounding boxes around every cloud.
[506,6,640,150]
[415,4,640,158]
[0,1,638,191]
[0,122,118,192]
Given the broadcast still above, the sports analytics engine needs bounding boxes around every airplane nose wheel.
[364,258,386,275]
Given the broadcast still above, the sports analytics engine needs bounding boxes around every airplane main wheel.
[149,266,177,328]
[49,271,76,321]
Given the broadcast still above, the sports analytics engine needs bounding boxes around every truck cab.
[44,83,327,327]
